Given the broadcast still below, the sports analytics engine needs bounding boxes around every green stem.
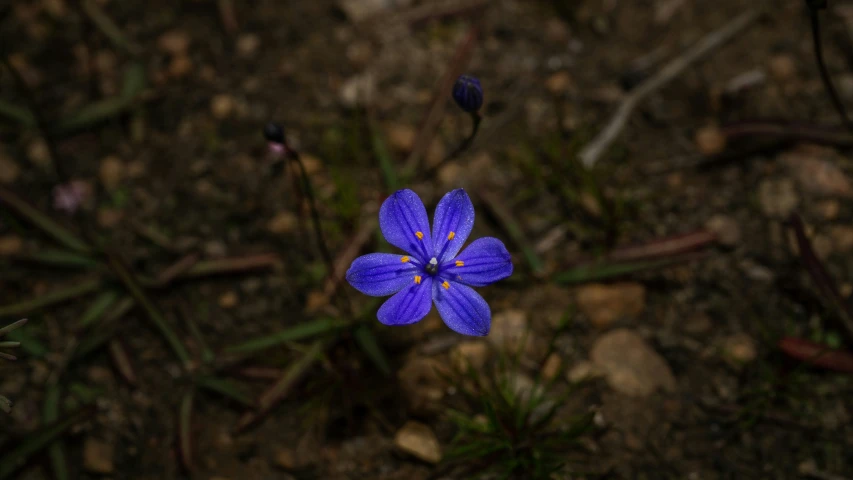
[0,278,101,318]
[422,111,482,179]
[107,253,192,368]
[0,188,91,253]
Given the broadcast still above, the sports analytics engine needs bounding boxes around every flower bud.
[263,122,286,144]
[452,75,483,113]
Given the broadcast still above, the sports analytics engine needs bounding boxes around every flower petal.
[441,237,513,287]
[431,188,475,262]
[377,276,434,326]
[346,253,419,296]
[380,189,433,261]
[432,280,490,336]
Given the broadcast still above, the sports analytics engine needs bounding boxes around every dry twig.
[579,8,764,168]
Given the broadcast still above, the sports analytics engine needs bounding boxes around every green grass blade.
[80,0,139,55]
[16,249,99,269]
[553,256,689,284]
[43,384,69,480]
[0,187,91,253]
[0,100,35,126]
[56,62,145,134]
[354,325,391,377]
[196,376,255,407]
[0,407,93,479]
[368,117,398,192]
[178,390,194,472]
[107,254,191,367]
[224,318,349,355]
[4,327,46,357]
[0,319,28,338]
[121,63,146,100]
[0,277,101,319]
[73,297,134,359]
[67,383,101,405]
[78,291,119,329]
[57,97,133,134]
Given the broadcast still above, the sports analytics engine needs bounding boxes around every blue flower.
[346,189,512,336]
[452,75,484,113]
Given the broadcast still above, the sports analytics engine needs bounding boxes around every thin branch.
[807,0,853,133]
[579,8,764,168]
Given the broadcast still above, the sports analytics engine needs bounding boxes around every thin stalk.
[290,151,336,278]
[807,1,853,133]
[422,112,482,179]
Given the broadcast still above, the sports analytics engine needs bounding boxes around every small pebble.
[210,94,235,119]
[694,124,726,156]
[768,54,796,81]
[218,291,239,309]
[27,139,51,170]
[0,236,23,256]
[236,33,261,58]
[576,283,646,329]
[158,30,191,55]
[450,341,490,371]
[168,54,193,78]
[83,438,115,474]
[267,211,298,234]
[99,155,125,191]
[394,421,442,464]
[545,71,573,95]
[721,333,757,363]
[705,214,741,247]
[758,178,799,218]
[386,124,417,153]
[541,353,562,381]
[0,153,20,184]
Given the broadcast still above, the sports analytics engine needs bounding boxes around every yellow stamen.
[414,275,422,285]
[447,231,455,240]
[415,231,424,240]
[401,256,410,263]
[442,281,450,290]
[455,260,464,267]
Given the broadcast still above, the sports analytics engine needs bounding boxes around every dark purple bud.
[263,122,286,144]
[452,75,483,113]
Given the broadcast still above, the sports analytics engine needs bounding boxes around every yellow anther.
[447,231,456,240]
[414,275,422,285]
[401,256,410,263]
[442,281,450,290]
[455,260,464,267]
[415,231,424,240]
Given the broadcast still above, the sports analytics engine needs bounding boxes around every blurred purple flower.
[53,180,90,214]
[267,142,286,155]
[346,189,512,336]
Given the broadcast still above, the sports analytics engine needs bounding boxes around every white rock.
[394,421,441,464]
[590,329,676,397]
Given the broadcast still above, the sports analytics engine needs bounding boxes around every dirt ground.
[2,0,853,479]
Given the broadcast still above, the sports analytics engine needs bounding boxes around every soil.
[1,0,853,479]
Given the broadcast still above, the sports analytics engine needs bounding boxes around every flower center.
[425,257,439,275]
